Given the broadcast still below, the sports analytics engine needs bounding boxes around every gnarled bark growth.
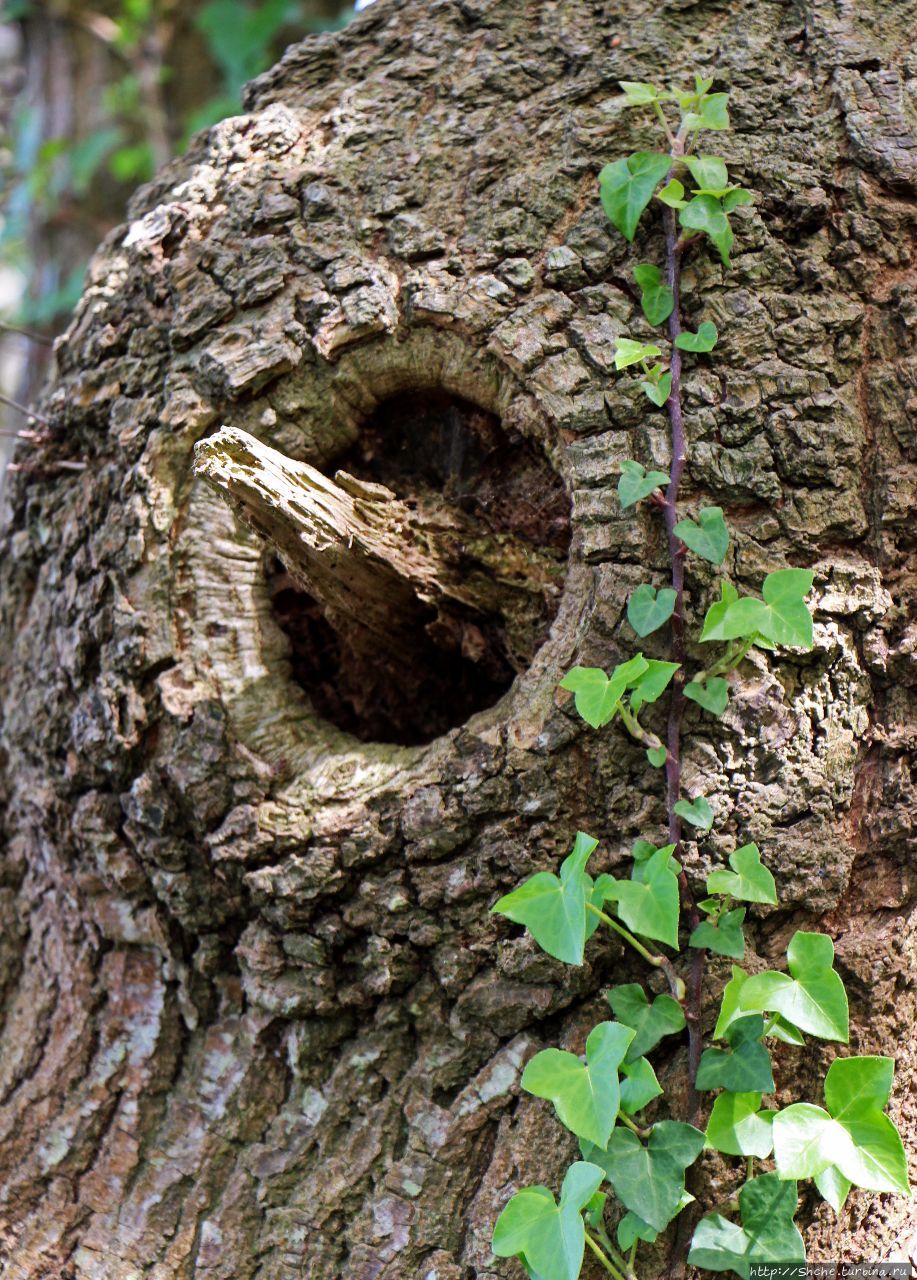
[0,1,914,1277]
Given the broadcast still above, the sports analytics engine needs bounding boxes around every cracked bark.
[0,1,914,1277]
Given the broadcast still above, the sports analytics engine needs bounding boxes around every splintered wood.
[193,426,560,675]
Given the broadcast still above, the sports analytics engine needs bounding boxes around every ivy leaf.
[683,93,731,132]
[647,745,668,768]
[559,655,649,728]
[714,967,803,1044]
[598,845,681,949]
[701,569,814,649]
[614,337,663,369]
[618,459,670,508]
[690,906,747,960]
[620,1056,663,1114]
[492,832,598,965]
[522,1021,635,1148]
[599,151,673,241]
[592,1121,705,1231]
[773,1056,910,1195]
[679,194,733,265]
[657,178,687,208]
[673,794,714,831]
[684,155,729,193]
[696,1014,774,1092]
[760,568,815,647]
[617,1192,693,1252]
[629,659,680,712]
[674,321,718,352]
[723,187,754,213]
[705,1092,775,1159]
[492,1161,606,1280]
[619,80,660,104]
[684,676,729,715]
[673,506,729,565]
[739,931,849,1042]
[688,1173,804,1278]
[627,580,677,640]
[814,1165,852,1214]
[700,581,740,641]
[634,263,675,326]
[707,843,777,905]
[607,983,686,1061]
[640,372,673,407]
[617,1211,659,1251]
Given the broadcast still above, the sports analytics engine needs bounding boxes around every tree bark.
[0,1,914,1276]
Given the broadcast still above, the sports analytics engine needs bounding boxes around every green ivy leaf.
[773,1056,910,1195]
[674,506,729,564]
[616,1192,693,1252]
[522,1021,635,1148]
[614,337,663,369]
[599,151,673,241]
[492,832,598,965]
[559,655,650,728]
[619,80,661,104]
[640,372,673,407]
[607,983,686,1061]
[634,263,675,326]
[629,659,680,712]
[684,155,729,193]
[646,745,668,768]
[690,906,747,960]
[618,459,670,508]
[714,967,803,1044]
[591,1121,705,1232]
[705,1092,775,1159]
[620,1056,663,1114]
[597,845,681,949]
[683,93,731,133]
[492,1161,606,1280]
[628,585,677,637]
[814,1165,852,1214]
[617,1211,660,1251]
[657,178,687,208]
[696,1014,774,1092]
[674,321,718,352]
[679,194,733,265]
[701,569,814,648]
[707,843,777,905]
[723,187,754,212]
[688,1173,804,1278]
[700,581,740,641]
[673,794,714,831]
[739,931,849,1041]
[684,676,729,715]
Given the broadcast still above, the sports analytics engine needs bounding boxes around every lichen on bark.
[0,1,914,1277]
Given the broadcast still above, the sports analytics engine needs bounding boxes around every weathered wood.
[193,425,560,673]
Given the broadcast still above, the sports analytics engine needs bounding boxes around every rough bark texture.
[0,1,915,1276]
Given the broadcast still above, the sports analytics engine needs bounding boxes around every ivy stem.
[585,1229,636,1280]
[692,637,755,684]
[629,1240,638,1271]
[747,1156,755,1180]
[586,902,685,998]
[585,1230,628,1280]
[661,138,706,1131]
[618,704,663,751]
[761,1012,780,1038]
[618,1111,651,1139]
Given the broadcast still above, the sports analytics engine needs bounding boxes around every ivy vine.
[490,75,910,1280]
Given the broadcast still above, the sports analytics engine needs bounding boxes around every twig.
[0,320,54,346]
[0,392,53,428]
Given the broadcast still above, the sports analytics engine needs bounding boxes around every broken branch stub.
[192,426,562,684]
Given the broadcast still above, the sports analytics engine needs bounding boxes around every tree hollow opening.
[267,390,570,746]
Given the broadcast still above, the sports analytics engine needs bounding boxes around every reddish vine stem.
[661,148,706,1128]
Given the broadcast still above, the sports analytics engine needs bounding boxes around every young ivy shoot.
[490,75,910,1280]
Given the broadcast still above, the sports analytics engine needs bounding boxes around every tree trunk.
[0,0,914,1275]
